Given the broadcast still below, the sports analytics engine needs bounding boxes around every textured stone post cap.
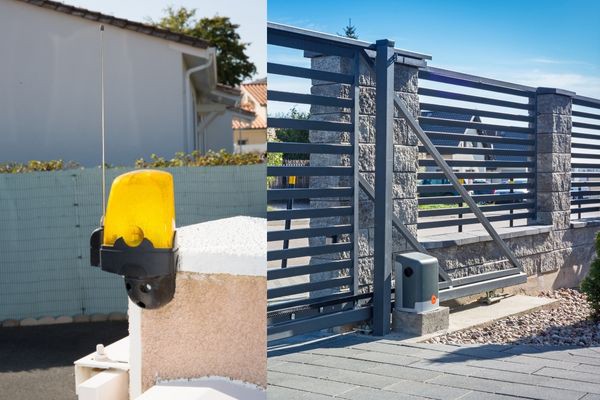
[536,87,576,97]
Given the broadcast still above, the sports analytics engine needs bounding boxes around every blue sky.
[268,0,599,114]
[68,0,266,78]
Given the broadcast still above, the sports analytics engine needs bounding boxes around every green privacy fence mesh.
[0,165,266,320]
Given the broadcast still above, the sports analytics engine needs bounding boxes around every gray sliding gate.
[267,23,370,342]
[267,22,529,342]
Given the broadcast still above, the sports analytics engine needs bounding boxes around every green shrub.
[581,232,600,319]
[0,160,80,173]
[135,150,263,168]
[0,151,262,174]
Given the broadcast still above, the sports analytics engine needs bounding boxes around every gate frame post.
[373,39,395,336]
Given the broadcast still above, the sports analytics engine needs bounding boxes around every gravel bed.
[428,288,600,346]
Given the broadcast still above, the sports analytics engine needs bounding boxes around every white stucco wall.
[202,112,234,153]
[0,1,207,166]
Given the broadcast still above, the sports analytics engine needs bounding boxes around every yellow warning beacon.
[90,170,178,309]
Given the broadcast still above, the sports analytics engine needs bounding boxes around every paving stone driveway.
[268,333,600,400]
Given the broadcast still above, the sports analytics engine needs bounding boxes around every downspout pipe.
[184,52,215,152]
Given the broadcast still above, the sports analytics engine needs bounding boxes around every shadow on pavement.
[0,321,128,373]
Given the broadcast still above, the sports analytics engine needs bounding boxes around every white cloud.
[509,71,600,99]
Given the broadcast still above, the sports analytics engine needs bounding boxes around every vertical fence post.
[373,39,395,336]
[352,51,361,298]
[534,88,574,237]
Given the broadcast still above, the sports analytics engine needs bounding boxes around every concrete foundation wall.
[427,223,599,294]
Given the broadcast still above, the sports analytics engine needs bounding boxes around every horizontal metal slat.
[268,118,354,132]
[419,159,534,168]
[267,28,357,58]
[268,224,353,241]
[267,142,353,154]
[419,116,533,134]
[268,90,353,108]
[421,146,534,157]
[418,172,534,180]
[570,190,600,197]
[417,182,531,194]
[572,152,600,160]
[573,109,600,120]
[572,181,600,187]
[268,276,352,299]
[268,166,353,176]
[420,102,532,122]
[573,95,600,109]
[572,132,600,141]
[268,187,353,201]
[267,305,371,342]
[419,67,535,97]
[572,172,600,178]
[418,212,534,229]
[268,259,353,280]
[572,163,600,169]
[571,142,600,150]
[267,242,352,261]
[267,206,353,221]
[268,291,366,313]
[418,87,533,111]
[571,196,600,204]
[571,206,600,214]
[450,268,524,287]
[424,131,534,146]
[418,192,532,205]
[419,202,534,217]
[439,273,527,302]
[267,62,354,84]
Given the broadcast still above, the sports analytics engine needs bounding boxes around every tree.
[152,7,256,87]
[340,18,358,39]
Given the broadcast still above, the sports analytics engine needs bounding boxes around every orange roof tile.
[241,78,267,106]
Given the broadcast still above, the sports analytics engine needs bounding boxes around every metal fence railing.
[571,95,600,219]
[266,22,371,341]
[417,67,537,233]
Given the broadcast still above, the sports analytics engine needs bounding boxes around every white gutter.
[184,50,216,152]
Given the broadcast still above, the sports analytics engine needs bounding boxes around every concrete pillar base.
[392,306,449,336]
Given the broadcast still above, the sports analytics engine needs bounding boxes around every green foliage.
[266,141,283,188]
[135,150,263,168]
[581,232,600,319]
[340,18,358,39]
[152,7,256,87]
[0,160,80,173]
[274,107,310,160]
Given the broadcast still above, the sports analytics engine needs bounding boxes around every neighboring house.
[484,130,531,174]
[419,111,490,177]
[419,111,532,181]
[232,78,267,153]
[0,0,251,166]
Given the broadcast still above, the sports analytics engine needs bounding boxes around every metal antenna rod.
[100,25,106,217]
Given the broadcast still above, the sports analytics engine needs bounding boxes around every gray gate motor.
[90,170,179,310]
[395,252,439,313]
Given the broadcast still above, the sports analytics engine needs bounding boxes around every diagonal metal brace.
[393,94,523,271]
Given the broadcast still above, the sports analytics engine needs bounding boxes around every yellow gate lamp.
[90,170,178,309]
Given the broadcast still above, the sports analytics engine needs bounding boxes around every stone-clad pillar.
[308,52,422,295]
[535,88,574,230]
[392,64,420,254]
[308,55,353,297]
